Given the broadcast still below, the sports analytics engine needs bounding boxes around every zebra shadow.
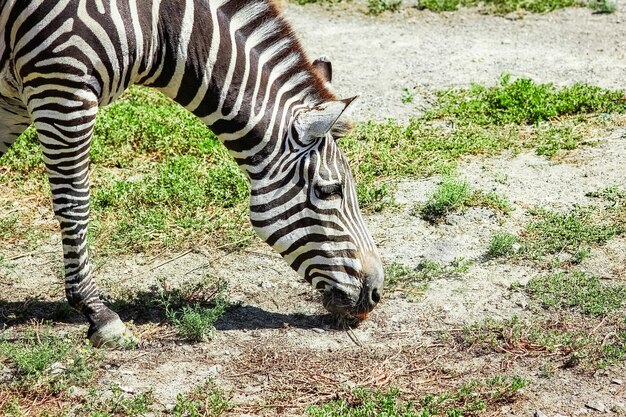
[0,292,329,332]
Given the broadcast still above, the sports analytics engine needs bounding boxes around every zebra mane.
[261,0,338,105]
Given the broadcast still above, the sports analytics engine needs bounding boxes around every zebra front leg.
[32,100,135,347]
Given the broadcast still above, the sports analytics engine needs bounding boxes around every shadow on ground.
[0,292,330,332]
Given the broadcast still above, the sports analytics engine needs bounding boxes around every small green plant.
[467,190,513,213]
[401,87,414,104]
[535,124,582,158]
[488,232,518,257]
[161,279,230,342]
[572,247,591,264]
[172,379,231,417]
[368,0,402,15]
[588,0,616,13]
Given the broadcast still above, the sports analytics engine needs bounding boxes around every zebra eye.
[314,183,343,200]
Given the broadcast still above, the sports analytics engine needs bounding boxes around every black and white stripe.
[0,0,383,345]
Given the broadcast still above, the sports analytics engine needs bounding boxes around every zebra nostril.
[371,287,381,304]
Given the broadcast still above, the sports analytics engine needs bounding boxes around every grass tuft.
[586,185,626,208]
[161,279,230,342]
[368,0,403,14]
[418,177,472,221]
[588,0,617,13]
[415,177,512,222]
[80,385,155,416]
[488,232,519,258]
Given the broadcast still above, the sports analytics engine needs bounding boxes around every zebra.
[0,0,384,346]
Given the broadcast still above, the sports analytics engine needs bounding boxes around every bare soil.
[2,2,626,416]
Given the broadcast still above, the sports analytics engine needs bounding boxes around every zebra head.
[249,61,383,321]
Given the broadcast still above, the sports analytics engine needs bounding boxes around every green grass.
[307,377,527,417]
[418,178,472,221]
[91,155,250,254]
[1,87,252,255]
[488,204,626,263]
[401,87,415,104]
[527,272,626,316]
[429,74,626,125]
[414,177,512,222]
[418,0,583,15]
[343,78,626,194]
[0,212,19,240]
[520,206,624,260]
[356,180,396,213]
[79,385,155,417]
[172,379,231,417]
[161,279,230,342]
[534,124,584,158]
[3,78,626,254]
[0,325,99,396]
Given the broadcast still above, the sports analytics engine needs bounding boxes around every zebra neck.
[140,0,334,177]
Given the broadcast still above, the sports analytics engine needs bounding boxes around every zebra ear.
[295,97,357,140]
[312,56,332,83]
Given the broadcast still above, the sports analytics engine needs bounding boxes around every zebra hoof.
[88,318,137,348]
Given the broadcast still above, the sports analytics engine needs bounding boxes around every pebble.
[585,402,607,413]
[49,361,65,375]
[312,328,325,334]
[612,378,623,385]
[68,385,87,398]
[119,385,135,394]
[208,364,222,374]
[534,410,548,417]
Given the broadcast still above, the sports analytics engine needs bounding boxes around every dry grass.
[221,342,526,415]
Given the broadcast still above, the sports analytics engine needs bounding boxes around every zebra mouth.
[321,285,374,323]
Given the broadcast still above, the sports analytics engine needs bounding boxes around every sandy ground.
[2,2,626,416]
[284,0,626,122]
